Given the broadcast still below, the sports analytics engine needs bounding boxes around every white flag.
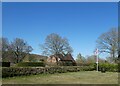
[94,48,99,55]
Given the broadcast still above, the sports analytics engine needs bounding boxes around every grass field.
[2,71,118,84]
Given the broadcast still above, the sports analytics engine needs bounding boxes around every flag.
[94,48,99,64]
[94,48,99,55]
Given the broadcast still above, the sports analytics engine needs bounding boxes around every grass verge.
[2,71,118,84]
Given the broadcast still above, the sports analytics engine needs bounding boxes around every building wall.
[47,56,57,63]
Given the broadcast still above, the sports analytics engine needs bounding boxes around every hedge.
[16,62,45,67]
[2,66,95,78]
[98,63,118,72]
[76,63,95,66]
[0,62,10,67]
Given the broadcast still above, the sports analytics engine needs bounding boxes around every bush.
[2,66,95,78]
[99,63,118,72]
[76,63,95,66]
[118,63,120,72]
[16,62,45,67]
[0,62,10,67]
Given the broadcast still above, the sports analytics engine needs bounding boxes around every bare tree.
[11,38,33,63]
[1,38,10,61]
[96,28,118,62]
[0,37,16,62]
[1,37,10,51]
[41,33,73,56]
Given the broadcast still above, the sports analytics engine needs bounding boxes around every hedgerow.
[2,66,94,78]
[98,63,118,72]
[0,62,10,67]
[16,62,45,67]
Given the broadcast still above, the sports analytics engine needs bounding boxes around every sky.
[2,2,118,59]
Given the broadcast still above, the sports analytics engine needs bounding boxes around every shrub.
[16,62,45,67]
[99,63,118,72]
[65,61,73,66]
[118,63,120,72]
[2,66,95,78]
[0,62,10,67]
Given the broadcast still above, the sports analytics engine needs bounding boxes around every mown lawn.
[2,71,118,84]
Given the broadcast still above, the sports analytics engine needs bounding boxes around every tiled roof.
[50,53,75,62]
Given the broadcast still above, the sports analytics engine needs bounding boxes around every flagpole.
[95,48,99,72]
[96,54,98,72]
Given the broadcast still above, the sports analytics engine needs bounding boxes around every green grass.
[2,71,118,84]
